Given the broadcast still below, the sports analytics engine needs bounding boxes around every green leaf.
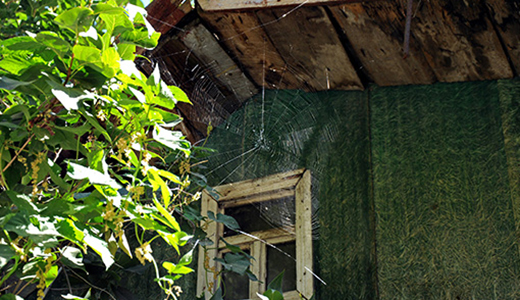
[208,212,240,231]
[168,86,191,104]
[216,253,251,275]
[162,261,193,275]
[82,230,114,269]
[94,3,126,15]
[0,244,16,269]
[0,294,24,300]
[61,294,89,300]
[120,29,160,49]
[117,43,136,60]
[48,80,95,111]
[208,287,222,300]
[54,7,94,34]
[0,76,34,90]
[266,270,284,294]
[152,197,180,232]
[6,191,39,214]
[178,248,194,266]
[152,125,190,156]
[67,162,121,189]
[4,214,60,247]
[35,31,71,57]
[73,45,101,64]
[118,231,132,258]
[60,246,85,271]
[148,167,171,206]
[2,36,41,52]
[56,219,85,250]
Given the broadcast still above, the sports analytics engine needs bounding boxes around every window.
[197,169,314,300]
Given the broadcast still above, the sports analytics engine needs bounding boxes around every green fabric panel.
[370,81,520,299]
[206,89,375,299]
[498,79,520,236]
[316,91,376,300]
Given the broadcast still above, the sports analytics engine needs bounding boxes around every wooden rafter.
[198,0,376,12]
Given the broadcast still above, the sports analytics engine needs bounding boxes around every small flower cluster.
[135,242,153,265]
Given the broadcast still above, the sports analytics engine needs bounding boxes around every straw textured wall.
[371,81,520,299]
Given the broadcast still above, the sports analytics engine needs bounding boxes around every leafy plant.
[0,0,202,298]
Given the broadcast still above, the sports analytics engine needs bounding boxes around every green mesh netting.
[370,81,520,299]
[205,79,520,300]
[205,89,375,299]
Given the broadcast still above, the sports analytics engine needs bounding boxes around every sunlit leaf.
[82,230,114,269]
[0,245,16,269]
[54,7,94,34]
[67,162,121,189]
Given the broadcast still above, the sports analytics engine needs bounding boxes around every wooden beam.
[198,10,302,89]
[198,0,372,12]
[178,20,258,103]
[146,0,192,34]
[213,168,304,201]
[219,228,295,246]
[329,2,436,86]
[256,6,363,91]
[410,0,512,82]
[486,0,520,75]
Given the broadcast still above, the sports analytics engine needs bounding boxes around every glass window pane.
[223,197,295,236]
[222,250,250,300]
[222,271,250,300]
[266,242,297,293]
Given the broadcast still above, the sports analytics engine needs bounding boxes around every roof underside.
[141,0,520,141]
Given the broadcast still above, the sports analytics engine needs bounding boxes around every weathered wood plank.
[219,189,295,208]
[250,242,266,296]
[145,35,244,143]
[411,0,512,81]
[295,170,313,298]
[198,0,374,12]
[214,168,304,201]
[485,0,520,75]
[178,20,258,103]
[198,193,220,299]
[199,10,302,89]
[219,228,295,246]
[146,0,192,34]
[256,6,363,91]
[329,3,436,86]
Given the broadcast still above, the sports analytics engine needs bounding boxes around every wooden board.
[178,20,259,103]
[410,0,512,82]
[295,170,313,298]
[329,2,436,86]
[256,6,363,91]
[213,168,304,201]
[146,0,192,34]
[199,10,302,89]
[198,0,373,12]
[485,0,520,75]
[145,34,247,142]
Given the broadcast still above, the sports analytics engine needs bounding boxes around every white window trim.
[197,169,314,299]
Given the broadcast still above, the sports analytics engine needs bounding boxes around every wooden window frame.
[197,169,313,300]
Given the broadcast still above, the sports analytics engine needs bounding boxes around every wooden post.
[197,191,220,299]
[295,170,313,298]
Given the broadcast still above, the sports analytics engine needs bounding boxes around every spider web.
[141,3,370,289]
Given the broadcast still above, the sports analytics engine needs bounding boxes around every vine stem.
[2,133,35,173]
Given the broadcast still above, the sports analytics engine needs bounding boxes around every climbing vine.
[0,0,201,298]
